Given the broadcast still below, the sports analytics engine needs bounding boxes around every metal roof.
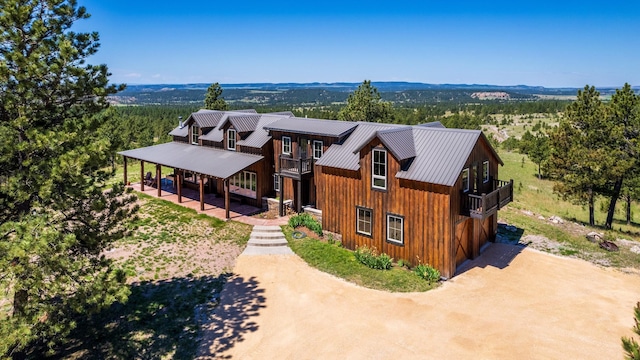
[266,111,295,117]
[395,127,482,186]
[264,117,358,138]
[118,142,263,179]
[237,115,285,148]
[226,114,261,133]
[416,121,445,128]
[376,127,416,160]
[315,122,398,170]
[188,110,225,128]
[168,125,188,137]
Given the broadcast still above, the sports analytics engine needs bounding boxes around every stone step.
[249,232,286,240]
[252,225,283,233]
[247,238,289,247]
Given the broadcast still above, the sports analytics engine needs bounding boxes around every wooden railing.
[279,155,313,178]
[462,179,513,219]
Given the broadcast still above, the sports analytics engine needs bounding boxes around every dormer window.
[372,148,387,190]
[282,136,291,155]
[191,124,199,145]
[462,168,469,192]
[227,128,236,151]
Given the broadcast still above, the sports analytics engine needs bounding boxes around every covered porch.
[118,142,264,220]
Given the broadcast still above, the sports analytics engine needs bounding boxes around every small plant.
[354,245,393,270]
[288,213,323,237]
[396,259,409,268]
[414,259,440,284]
[622,302,640,360]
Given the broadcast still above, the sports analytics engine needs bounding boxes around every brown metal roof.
[168,125,188,137]
[237,115,288,148]
[118,142,262,179]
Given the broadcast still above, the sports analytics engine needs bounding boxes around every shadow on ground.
[196,275,266,359]
[456,223,527,276]
[39,273,264,360]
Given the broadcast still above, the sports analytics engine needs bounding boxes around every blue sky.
[75,0,639,87]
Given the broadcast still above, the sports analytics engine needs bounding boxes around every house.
[119,109,513,278]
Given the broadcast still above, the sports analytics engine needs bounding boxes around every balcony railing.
[279,155,313,179]
[462,179,513,220]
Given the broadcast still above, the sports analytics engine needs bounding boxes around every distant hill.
[110,82,637,106]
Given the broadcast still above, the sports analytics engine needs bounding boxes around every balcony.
[279,155,314,179]
[462,179,513,220]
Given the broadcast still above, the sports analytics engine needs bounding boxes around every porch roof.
[118,142,263,179]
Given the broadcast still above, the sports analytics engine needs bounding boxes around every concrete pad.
[198,243,640,359]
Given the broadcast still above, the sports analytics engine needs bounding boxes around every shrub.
[288,213,323,237]
[396,259,409,268]
[414,264,440,284]
[354,246,392,270]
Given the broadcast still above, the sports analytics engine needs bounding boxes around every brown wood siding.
[316,138,455,278]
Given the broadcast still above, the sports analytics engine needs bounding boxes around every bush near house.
[288,213,323,237]
[354,246,393,270]
[414,263,441,284]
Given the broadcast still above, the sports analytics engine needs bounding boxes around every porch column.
[177,170,182,203]
[224,178,230,219]
[123,156,128,185]
[472,219,481,259]
[199,174,205,211]
[140,160,145,191]
[156,164,161,197]
[297,179,302,213]
[279,175,284,217]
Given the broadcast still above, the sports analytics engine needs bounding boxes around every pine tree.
[204,82,229,110]
[338,80,393,122]
[0,0,138,355]
[622,302,640,360]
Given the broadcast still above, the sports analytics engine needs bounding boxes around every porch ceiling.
[118,142,263,179]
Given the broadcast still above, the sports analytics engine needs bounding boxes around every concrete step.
[249,232,286,240]
[247,238,288,247]
[242,246,293,255]
[252,225,283,233]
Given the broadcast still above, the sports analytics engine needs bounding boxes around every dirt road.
[198,243,640,359]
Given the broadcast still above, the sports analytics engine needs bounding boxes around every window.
[227,128,236,150]
[387,214,404,245]
[313,140,323,159]
[274,174,280,192]
[282,136,291,155]
[356,207,372,236]
[462,168,469,192]
[483,161,489,183]
[372,148,387,190]
[191,124,199,145]
[230,171,257,199]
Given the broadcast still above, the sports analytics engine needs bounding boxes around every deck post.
[297,179,302,213]
[279,175,284,217]
[123,156,128,185]
[199,174,205,211]
[177,170,182,203]
[156,164,161,197]
[140,160,145,191]
[510,179,514,202]
[224,178,230,219]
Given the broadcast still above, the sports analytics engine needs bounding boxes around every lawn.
[283,226,437,293]
[43,194,252,359]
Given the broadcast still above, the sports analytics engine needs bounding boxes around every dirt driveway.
[198,244,640,359]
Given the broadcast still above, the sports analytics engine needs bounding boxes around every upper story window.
[313,140,323,159]
[227,128,236,151]
[191,124,199,145]
[372,148,387,190]
[483,161,489,183]
[282,136,292,155]
[462,168,469,192]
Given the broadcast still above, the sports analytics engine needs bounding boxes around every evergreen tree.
[338,80,393,122]
[528,132,550,179]
[204,82,228,110]
[622,302,640,360]
[548,85,611,226]
[0,0,137,355]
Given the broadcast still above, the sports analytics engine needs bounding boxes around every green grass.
[107,159,174,186]
[284,226,436,293]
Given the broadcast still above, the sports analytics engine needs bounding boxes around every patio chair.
[143,172,152,185]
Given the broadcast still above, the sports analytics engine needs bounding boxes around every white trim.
[372,148,387,190]
[191,124,199,145]
[356,207,372,236]
[462,168,469,192]
[387,214,404,244]
[227,128,236,151]
[313,140,323,159]
[282,136,291,155]
[274,174,280,192]
[482,160,489,183]
[230,170,257,199]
